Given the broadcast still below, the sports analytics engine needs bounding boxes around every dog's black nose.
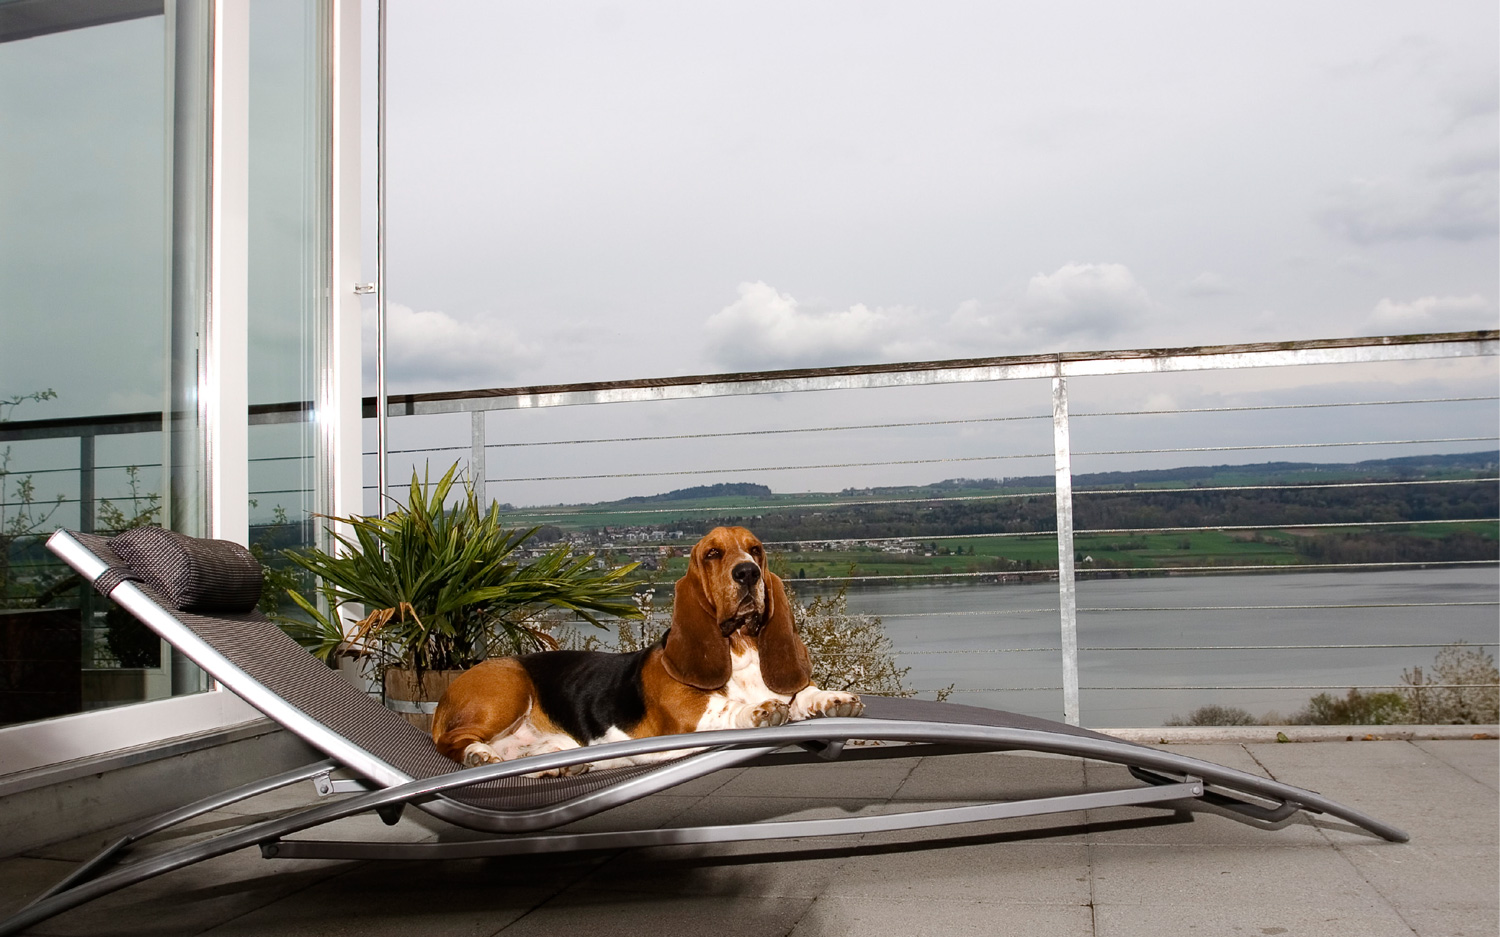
[732,561,761,586]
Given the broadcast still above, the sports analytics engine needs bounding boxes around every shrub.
[1402,642,1499,724]
[1164,704,1259,726]
[1292,689,1409,726]
[793,586,914,698]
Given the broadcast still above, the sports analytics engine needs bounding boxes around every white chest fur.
[696,641,860,728]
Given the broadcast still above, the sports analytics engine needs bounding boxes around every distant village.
[522,525,936,572]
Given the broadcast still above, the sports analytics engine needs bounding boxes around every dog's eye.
[704,548,723,560]
[750,546,763,557]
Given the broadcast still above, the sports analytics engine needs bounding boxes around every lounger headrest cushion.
[109,527,264,613]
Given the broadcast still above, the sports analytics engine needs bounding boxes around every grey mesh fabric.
[858,696,1128,745]
[74,532,665,810]
[109,526,264,614]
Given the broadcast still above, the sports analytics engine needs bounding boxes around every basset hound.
[431,526,863,774]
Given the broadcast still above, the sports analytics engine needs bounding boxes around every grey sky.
[369,0,1497,397]
[2,5,1493,516]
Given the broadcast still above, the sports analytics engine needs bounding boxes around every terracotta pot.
[382,668,465,733]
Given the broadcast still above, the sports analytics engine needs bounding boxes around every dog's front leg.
[697,694,791,731]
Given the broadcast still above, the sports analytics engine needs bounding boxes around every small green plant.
[278,463,643,673]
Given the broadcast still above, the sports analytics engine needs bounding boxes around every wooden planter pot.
[383,668,465,734]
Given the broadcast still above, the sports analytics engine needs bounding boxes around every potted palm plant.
[278,463,642,729]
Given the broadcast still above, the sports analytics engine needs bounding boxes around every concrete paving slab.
[494,889,815,937]
[1411,739,1499,792]
[16,849,347,937]
[579,838,853,899]
[887,750,1086,803]
[790,895,1095,937]
[1334,842,1499,912]
[821,840,1092,906]
[712,760,915,800]
[197,856,594,937]
[1092,900,1415,937]
[1403,906,1499,937]
[1090,843,1393,912]
[1247,740,1495,845]
[0,857,76,920]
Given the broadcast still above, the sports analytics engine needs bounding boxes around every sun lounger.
[0,528,1408,935]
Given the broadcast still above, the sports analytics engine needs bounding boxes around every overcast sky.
[368,0,1497,394]
[358,2,1497,508]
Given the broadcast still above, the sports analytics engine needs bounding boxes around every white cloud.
[1016,262,1155,337]
[704,264,1156,370]
[702,282,941,370]
[1366,294,1492,332]
[362,305,535,390]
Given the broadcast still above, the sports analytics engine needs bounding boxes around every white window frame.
[0,0,362,776]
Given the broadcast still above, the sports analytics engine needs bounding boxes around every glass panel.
[0,13,175,725]
[247,0,330,602]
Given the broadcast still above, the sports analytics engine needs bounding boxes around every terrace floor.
[1,734,1495,937]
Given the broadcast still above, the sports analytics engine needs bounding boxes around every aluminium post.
[1052,375,1080,726]
[470,411,486,503]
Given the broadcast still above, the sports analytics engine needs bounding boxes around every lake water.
[822,567,1500,727]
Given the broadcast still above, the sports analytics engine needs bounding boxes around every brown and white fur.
[430,526,862,775]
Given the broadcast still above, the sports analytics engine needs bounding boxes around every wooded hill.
[518,452,1498,572]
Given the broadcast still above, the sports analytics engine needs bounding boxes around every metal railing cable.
[488,451,1054,484]
[751,517,1498,549]
[486,476,1496,525]
[732,559,1500,586]
[1076,436,1495,457]
[361,394,1498,452]
[486,434,1495,484]
[1072,395,1498,419]
[870,602,1498,619]
[949,683,1500,692]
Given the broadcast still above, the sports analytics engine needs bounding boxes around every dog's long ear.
[757,571,812,695]
[663,565,732,690]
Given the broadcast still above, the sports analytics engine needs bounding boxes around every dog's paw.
[818,692,864,718]
[796,691,865,720]
[462,743,502,767]
[750,699,792,727]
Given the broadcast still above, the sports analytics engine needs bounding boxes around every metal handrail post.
[471,411,486,501]
[1052,375,1080,725]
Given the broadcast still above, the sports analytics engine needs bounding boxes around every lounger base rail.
[264,777,1204,860]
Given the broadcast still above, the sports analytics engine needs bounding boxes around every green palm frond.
[275,462,642,671]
